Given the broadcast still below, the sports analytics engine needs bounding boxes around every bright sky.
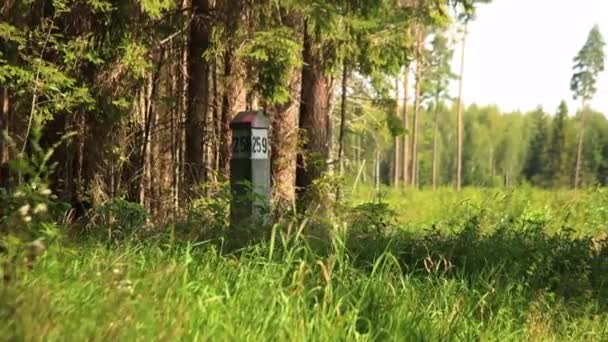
[452,0,608,115]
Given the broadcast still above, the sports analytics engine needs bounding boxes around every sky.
[451,0,608,115]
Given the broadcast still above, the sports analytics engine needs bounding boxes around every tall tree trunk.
[149,49,176,219]
[296,21,332,202]
[456,23,467,191]
[356,135,361,166]
[178,7,189,204]
[0,87,6,165]
[171,46,181,213]
[219,51,247,178]
[574,100,586,189]
[374,149,380,190]
[401,65,410,186]
[271,70,300,210]
[336,65,348,201]
[218,1,247,179]
[432,93,440,190]
[1,87,9,190]
[392,78,400,187]
[410,28,423,187]
[212,60,220,175]
[185,0,210,194]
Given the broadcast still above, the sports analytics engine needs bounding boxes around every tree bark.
[336,65,348,201]
[1,87,9,190]
[296,21,332,201]
[401,65,410,186]
[218,0,247,179]
[270,70,300,210]
[374,149,380,190]
[432,93,439,190]
[574,100,586,189]
[410,28,423,187]
[0,87,7,163]
[212,60,220,175]
[185,0,210,193]
[392,78,400,187]
[456,23,468,191]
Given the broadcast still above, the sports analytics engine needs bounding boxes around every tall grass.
[2,187,608,341]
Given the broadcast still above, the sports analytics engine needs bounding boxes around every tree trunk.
[0,87,6,165]
[432,94,439,190]
[218,1,247,179]
[219,51,247,178]
[392,78,400,187]
[401,65,410,186]
[456,23,468,191]
[1,87,9,190]
[336,65,348,201]
[149,49,176,219]
[574,100,586,190]
[270,69,300,210]
[212,60,220,175]
[178,10,189,204]
[296,21,332,202]
[410,28,424,187]
[185,0,211,193]
[375,149,380,190]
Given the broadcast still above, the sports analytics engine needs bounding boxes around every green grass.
[3,187,608,341]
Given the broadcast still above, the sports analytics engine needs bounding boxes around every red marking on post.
[239,114,254,123]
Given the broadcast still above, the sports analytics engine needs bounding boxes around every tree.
[522,107,549,186]
[401,64,411,186]
[454,0,492,190]
[0,86,7,190]
[546,101,568,187]
[295,18,334,202]
[185,0,211,192]
[219,0,247,179]
[392,77,401,186]
[410,27,425,187]
[422,32,454,190]
[571,25,605,189]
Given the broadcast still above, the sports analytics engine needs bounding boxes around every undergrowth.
[2,186,608,341]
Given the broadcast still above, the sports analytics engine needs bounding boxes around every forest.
[2,0,608,340]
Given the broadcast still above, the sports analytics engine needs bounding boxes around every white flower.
[23,216,32,223]
[33,203,48,214]
[18,204,31,216]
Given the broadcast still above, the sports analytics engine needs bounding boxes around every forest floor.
[3,187,608,341]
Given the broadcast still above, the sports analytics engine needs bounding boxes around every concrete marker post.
[229,110,271,231]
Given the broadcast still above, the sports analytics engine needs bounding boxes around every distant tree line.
[350,100,608,189]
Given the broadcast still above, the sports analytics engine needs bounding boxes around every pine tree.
[422,32,454,190]
[454,0,492,190]
[522,107,549,186]
[571,25,605,189]
[186,0,212,190]
[545,101,568,187]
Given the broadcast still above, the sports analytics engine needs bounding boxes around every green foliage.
[3,188,608,340]
[422,31,456,104]
[571,25,606,102]
[523,107,550,186]
[239,28,302,105]
[546,101,569,186]
[120,41,153,80]
[182,183,232,240]
[93,198,150,241]
[385,111,405,137]
[138,0,175,19]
